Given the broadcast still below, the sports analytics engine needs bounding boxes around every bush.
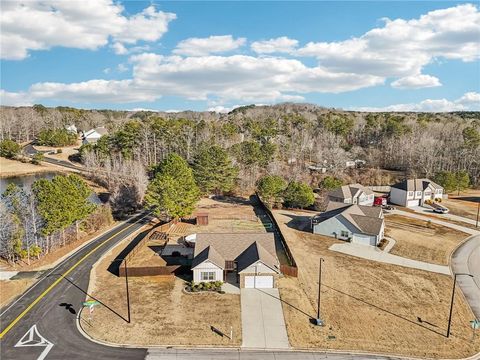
[57,149,63,154]
[31,152,44,165]
[37,128,77,147]
[0,139,21,159]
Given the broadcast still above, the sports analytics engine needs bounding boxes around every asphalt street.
[0,212,150,360]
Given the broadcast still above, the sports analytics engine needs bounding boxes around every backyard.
[272,209,480,359]
[442,189,480,222]
[385,214,468,265]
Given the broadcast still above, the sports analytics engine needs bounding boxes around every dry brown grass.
[273,209,480,359]
[0,157,61,178]
[385,215,468,265]
[442,190,480,221]
[0,279,35,308]
[81,231,241,346]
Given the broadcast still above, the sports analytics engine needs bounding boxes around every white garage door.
[352,234,375,246]
[407,199,420,207]
[244,275,274,288]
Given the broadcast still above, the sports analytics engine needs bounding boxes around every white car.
[433,207,449,214]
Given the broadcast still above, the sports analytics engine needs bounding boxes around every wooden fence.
[254,193,298,278]
[118,220,175,277]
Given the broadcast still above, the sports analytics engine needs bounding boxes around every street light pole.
[447,272,473,338]
[315,258,325,326]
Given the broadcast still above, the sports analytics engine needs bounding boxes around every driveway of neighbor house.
[329,242,450,275]
[240,288,289,349]
[409,205,479,226]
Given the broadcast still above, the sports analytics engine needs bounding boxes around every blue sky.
[1,1,479,112]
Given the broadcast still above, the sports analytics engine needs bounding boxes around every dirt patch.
[0,157,62,178]
[273,209,479,359]
[385,215,467,265]
[0,279,35,308]
[81,228,241,346]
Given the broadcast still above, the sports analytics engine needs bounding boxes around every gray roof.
[328,184,374,200]
[392,178,443,192]
[313,201,384,236]
[192,233,279,272]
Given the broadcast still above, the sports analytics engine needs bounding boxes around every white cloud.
[391,74,442,89]
[207,105,242,113]
[111,42,128,55]
[0,1,176,60]
[251,37,299,54]
[103,68,111,74]
[173,35,246,56]
[353,92,480,112]
[117,64,128,73]
[296,4,480,87]
[0,89,32,106]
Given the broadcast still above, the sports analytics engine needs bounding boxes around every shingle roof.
[313,201,384,236]
[192,233,279,272]
[328,184,374,200]
[391,178,443,192]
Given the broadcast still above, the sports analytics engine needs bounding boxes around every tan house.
[191,233,280,288]
[328,184,375,206]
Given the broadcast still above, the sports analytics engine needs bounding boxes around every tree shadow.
[451,196,480,203]
[279,212,312,233]
[210,195,252,206]
[322,284,446,337]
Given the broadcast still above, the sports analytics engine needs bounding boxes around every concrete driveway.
[240,288,289,349]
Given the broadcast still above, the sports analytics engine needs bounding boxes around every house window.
[340,230,349,238]
[201,272,215,281]
[416,191,422,197]
[408,191,414,197]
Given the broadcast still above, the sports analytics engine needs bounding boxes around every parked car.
[433,207,449,214]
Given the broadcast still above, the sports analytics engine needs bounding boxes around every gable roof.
[328,184,374,200]
[84,127,108,138]
[313,201,384,236]
[392,178,443,192]
[192,233,279,272]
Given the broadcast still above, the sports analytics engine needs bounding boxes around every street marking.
[15,325,54,360]
[0,213,150,339]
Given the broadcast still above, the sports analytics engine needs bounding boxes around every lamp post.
[315,258,325,326]
[447,272,474,338]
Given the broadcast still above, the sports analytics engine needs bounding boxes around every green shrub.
[31,152,44,165]
[0,139,21,159]
[57,149,63,154]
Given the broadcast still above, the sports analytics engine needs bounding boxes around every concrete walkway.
[240,288,289,349]
[382,237,396,253]
[329,242,450,275]
[451,234,480,320]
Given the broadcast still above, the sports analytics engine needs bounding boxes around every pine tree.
[145,154,200,219]
[193,145,238,195]
[283,181,315,209]
[256,175,287,208]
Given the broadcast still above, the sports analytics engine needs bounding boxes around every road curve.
[0,212,150,360]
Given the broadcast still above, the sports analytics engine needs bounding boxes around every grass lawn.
[273,209,480,359]
[81,231,241,346]
[385,214,468,265]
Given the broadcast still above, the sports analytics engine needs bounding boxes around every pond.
[0,172,102,204]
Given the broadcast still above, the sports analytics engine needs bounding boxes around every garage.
[352,233,376,246]
[407,199,420,207]
[244,275,274,288]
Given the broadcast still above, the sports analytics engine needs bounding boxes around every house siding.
[192,260,223,283]
[390,188,408,207]
[313,216,357,240]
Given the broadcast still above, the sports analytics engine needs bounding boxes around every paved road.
[23,144,86,172]
[0,212,150,360]
[451,234,480,320]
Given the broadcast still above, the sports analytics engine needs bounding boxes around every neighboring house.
[390,178,444,207]
[328,184,375,206]
[312,201,385,246]
[82,127,108,145]
[191,233,280,288]
[65,124,77,134]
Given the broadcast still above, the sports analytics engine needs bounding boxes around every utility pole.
[315,258,325,326]
[447,273,473,337]
[124,259,131,323]
[476,201,479,228]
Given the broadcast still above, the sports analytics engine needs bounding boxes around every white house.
[191,233,280,288]
[328,184,375,206]
[390,179,444,208]
[65,124,77,134]
[312,202,385,246]
[82,127,108,145]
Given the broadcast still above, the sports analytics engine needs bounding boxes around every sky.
[0,1,479,112]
